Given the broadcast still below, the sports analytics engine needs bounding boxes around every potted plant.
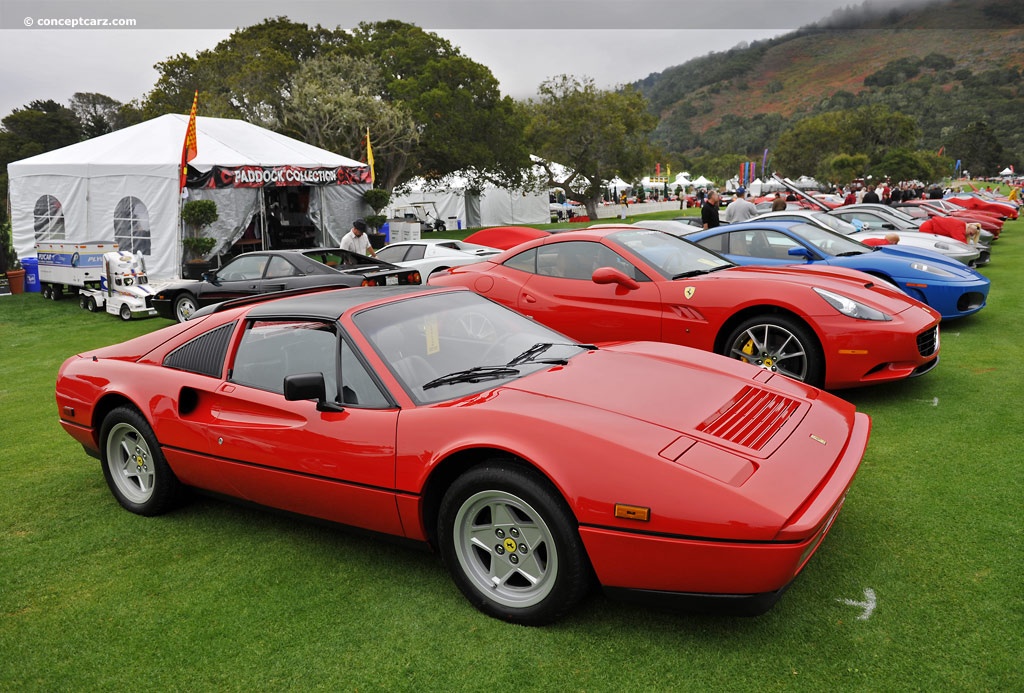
[0,219,25,294]
[180,199,219,279]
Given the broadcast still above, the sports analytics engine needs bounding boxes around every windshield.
[808,212,858,236]
[607,228,732,278]
[787,223,871,256]
[354,291,590,404]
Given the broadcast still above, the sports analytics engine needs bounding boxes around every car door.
[515,240,665,343]
[698,228,810,266]
[199,254,271,304]
[205,318,404,535]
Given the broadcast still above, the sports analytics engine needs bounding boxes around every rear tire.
[174,293,197,323]
[99,406,184,516]
[438,462,591,625]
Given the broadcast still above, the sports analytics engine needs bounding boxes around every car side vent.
[916,326,939,357]
[163,322,235,378]
[697,385,800,451]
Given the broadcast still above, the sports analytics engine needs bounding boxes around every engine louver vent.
[697,386,800,451]
[163,322,235,378]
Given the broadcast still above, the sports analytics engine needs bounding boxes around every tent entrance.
[264,187,318,249]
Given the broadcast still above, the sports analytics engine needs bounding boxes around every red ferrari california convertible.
[429,226,942,389]
[56,286,870,625]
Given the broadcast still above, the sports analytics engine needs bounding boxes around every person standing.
[340,218,377,257]
[862,184,880,204]
[701,190,721,229]
[771,192,787,211]
[724,188,758,223]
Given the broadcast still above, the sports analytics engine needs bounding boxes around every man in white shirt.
[723,188,758,224]
[339,218,376,257]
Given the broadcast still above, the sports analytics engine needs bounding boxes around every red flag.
[180,90,198,190]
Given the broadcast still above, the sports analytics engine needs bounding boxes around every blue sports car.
[688,221,989,320]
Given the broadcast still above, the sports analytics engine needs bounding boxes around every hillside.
[636,0,1024,169]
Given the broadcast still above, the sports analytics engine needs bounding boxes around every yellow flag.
[366,127,375,183]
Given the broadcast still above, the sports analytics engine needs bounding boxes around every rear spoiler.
[772,174,831,212]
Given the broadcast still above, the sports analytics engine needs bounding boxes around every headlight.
[814,287,892,321]
[910,261,956,277]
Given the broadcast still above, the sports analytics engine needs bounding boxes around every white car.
[375,239,502,282]
[755,209,985,266]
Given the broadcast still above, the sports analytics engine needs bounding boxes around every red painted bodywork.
[463,226,550,250]
[947,196,1018,220]
[55,286,871,609]
[429,227,941,390]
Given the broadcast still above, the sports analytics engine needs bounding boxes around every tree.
[279,54,419,191]
[825,153,870,186]
[773,105,919,179]
[348,20,529,188]
[68,92,125,138]
[141,17,348,125]
[0,100,83,224]
[525,75,657,219]
[947,121,1006,178]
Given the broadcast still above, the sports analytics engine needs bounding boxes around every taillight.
[361,278,374,287]
[409,271,422,284]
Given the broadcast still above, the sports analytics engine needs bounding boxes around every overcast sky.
[0,0,891,118]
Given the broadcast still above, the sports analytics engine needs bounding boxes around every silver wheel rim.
[728,323,809,382]
[452,489,558,609]
[105,422,156,504]
[175,296,196,322]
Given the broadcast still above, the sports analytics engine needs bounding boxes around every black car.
[154,248,422,322]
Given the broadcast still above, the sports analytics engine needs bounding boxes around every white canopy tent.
[388,173,549,229]
[8,114,371,280]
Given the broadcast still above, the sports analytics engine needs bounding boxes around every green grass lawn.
[1,218,1021,691]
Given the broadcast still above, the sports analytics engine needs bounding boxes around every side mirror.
[201,270,219,285]
[283,372,344,412]
[787,247,816,262]
[592,266,640,290]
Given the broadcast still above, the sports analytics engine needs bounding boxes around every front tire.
[173,293,197,323]
[723,314,824,387]
[99,406,184,516]
[438,462,591,625]
[119,304,132,321]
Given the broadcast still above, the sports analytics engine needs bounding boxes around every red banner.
[193,164,371,189]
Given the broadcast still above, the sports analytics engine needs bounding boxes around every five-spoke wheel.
[723,314,823,386]
[438,462,590,625]
[100,407,183,516]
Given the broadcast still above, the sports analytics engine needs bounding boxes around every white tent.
[8,114,371,280]
[691,175,713,187]
[388,173,549,229]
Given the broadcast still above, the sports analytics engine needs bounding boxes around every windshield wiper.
[835,251,868,257]
[422,366,521,390]
[505,342,597,367]
[672,269,711,279]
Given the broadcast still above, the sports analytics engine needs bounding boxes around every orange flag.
[180,90,198,190]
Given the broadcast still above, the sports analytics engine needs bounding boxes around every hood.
[719,263,922,315]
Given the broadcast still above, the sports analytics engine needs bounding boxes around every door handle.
[521,292,536,304]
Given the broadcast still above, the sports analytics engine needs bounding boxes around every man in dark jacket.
[701,191,721,229]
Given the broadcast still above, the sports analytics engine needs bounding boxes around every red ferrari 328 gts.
[430,226,942,390]
[56,285,870,625]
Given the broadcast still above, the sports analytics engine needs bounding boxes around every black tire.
[79,294,89,310]
[438,462,591,625]
[119,303,132,321]
[86,296,98,312]
[99,406,184,516]
[42,284,52,300]
[722,314,824,387]
[174,293,197,323]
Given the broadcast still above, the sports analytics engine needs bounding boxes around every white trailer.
[36,241,157,320]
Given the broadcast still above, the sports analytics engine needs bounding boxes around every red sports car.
[429,226,942,389]
[56,285,870,625]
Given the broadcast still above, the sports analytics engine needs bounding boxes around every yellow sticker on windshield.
[425,316,440,355]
